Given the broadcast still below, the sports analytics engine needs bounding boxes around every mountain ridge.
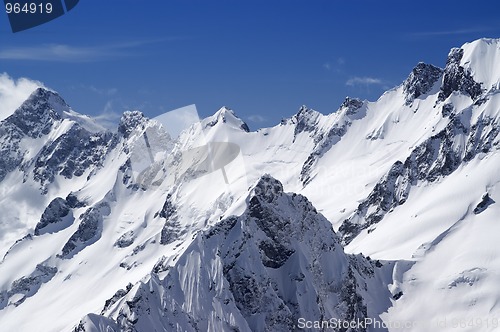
[0,38,499,331]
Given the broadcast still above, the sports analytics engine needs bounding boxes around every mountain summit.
[204,106,250,132]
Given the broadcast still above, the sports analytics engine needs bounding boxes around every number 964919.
[6,2,53,14]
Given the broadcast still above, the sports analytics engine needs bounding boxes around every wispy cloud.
[323,57,345,72]
[154,104,200,139]
[247,114,267,123]
[410,27,493,38]
[0,38,180,62]
[93,101,122,130]
[88,85,118,96]
[0,44,114,62]
[0,73,45,121]
[346,77,383,87]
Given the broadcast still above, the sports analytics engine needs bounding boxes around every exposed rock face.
[0,88,65,182]
[59,202,111,259]
[0,264,57,309]
[247,176,297,269]
[464,116,500,162]
[403,62,443,105]
[441,103,454,117]
[34,197,72,236]
[159,193,176,220]
[292,106,322,140]
[341,97,365,116]
[4,88,64,138]
[114,231,136,248]
[75,175,380,332]
[33,125,117,190]
[473,193,495,214]
[65,192,87,208]
[0,88,116,190]
[339,160,410,245]
[101,283,134,314]
[438,48,483,101]
[0,132,23,183]
[118,111,148,138]
[157,193,185,246]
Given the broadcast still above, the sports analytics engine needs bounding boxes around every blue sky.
[1,0,500,129]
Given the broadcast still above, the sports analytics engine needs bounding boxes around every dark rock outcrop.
[34,197,72,236]
[33,125,117,189]
[1,264,57,308]
[159,194,184,245]
[438,48,483,101]
[118,111,148,138]
[403,62,443,105]
[59,202,111,258]
[473,193,495,214]
[0,88,66,182]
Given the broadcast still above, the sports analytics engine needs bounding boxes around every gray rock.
[159,194,184,245]
[118,111,147,138]
[33,124,117,190]
[438,48,483,101]
[403,62,443,105]
[59,202,111,258]
[114,231,136,248]
[473,193,495,214]
[4,264,57,308]
[34,197,73,236]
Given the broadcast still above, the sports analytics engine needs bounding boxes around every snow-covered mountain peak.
[4,87,69,138]
[23,87,83,121]
[459,38,500,91]
[436,39,500,102]
[438,46,483,102]
[249,174,284,203]
[402,62,443,105]
[31,87,69,109]
[215,105,232,116]
[338,97,365,117]
[293,105,322,121]
[5,87,106,135]
[280,105,325,140]
[117,110,149,138]
[203,106,250,132]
